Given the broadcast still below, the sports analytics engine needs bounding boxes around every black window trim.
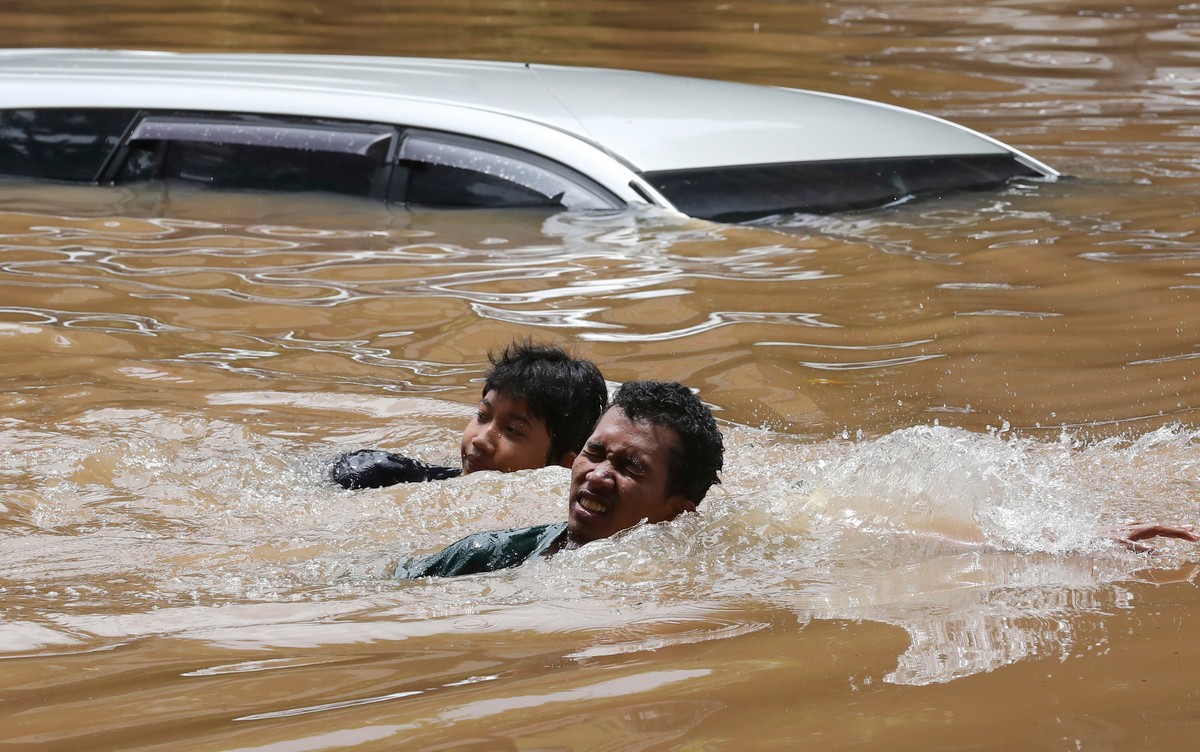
[127,116,395,156]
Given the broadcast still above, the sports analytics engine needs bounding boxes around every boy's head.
[460,340,608,474]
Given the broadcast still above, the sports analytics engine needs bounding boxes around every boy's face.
[460,389,555,474]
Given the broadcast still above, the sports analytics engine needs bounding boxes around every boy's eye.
[504,424,525,438]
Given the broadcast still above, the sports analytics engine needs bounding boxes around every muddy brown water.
[4,1,1200,749]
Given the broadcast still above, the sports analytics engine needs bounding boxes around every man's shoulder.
[395,522,567,579]
[465,521,567,544]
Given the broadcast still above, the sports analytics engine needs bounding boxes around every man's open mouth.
[578,497,606,514]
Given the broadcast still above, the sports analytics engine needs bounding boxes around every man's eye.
[504,425,524,438]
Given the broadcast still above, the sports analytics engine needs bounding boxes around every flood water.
[4,1,1200,749]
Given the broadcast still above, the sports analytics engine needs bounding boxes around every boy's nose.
[472,426,497,452]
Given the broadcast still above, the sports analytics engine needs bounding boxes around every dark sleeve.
[393,524,559,579]
[330,449,461,489]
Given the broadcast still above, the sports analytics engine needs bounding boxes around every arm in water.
[330,449,461,489]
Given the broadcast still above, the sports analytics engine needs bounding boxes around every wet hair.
[483,339,608,462]
[609,380,723,504]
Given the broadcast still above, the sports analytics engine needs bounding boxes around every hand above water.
[1102,521,1199,553]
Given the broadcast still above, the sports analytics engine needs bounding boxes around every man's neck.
[545,528,579,557]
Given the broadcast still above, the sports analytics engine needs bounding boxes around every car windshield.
[643,154,1046,222]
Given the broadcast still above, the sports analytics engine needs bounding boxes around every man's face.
[460,389,554,474]
[567,406,695,545]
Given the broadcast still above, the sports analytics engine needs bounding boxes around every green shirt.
[393,522,568,579]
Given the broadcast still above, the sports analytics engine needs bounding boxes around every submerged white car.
[0,48,1057,221]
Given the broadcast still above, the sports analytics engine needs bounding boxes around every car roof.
[0,48,1056,177]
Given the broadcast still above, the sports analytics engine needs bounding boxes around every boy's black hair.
[609,380,723,504]
[483,340,608,462]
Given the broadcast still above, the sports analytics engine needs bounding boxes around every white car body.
[0,48,1058,220]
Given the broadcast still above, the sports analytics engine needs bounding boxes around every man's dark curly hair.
[610,380,723,504]
[484,339,608,462]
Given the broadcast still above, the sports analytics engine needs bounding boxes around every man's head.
[567,380,724,545]
[460,339,608,474]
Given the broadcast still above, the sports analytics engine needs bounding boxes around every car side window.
[392,130,619,210]
[0,109,136,182]
[111,115,395,197]
[0,110,622,211]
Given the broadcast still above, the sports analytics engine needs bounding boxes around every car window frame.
[389,128,623,211]
[0,107,140,184]
[98,112,401,199]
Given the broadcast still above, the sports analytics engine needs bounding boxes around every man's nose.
[586,459,616,485]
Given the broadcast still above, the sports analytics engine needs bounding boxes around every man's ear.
[665,495,697,520]
[555,451,577,469]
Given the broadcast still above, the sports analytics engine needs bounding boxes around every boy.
[330,340,607,489]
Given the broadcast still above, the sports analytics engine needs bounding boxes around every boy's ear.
[556,451,577,469]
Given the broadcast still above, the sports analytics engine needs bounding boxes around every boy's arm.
[330,449,461,489]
